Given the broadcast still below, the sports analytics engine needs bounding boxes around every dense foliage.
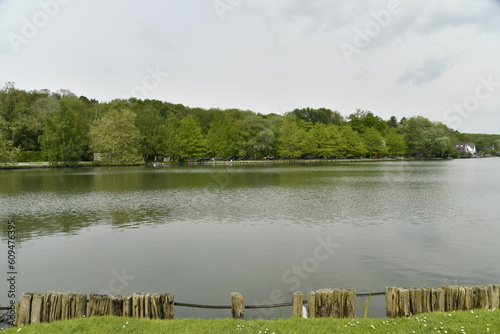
[0,82,492,165]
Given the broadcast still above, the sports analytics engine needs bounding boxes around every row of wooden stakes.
[386,285,500,317]
[15,292,174,326]
[12,285,500,326]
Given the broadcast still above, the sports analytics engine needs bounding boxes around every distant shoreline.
[1,156,484,170]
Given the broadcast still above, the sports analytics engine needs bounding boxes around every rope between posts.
[0,292,385,311]
[174,292,384,310]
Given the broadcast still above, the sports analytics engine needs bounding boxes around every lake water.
[1,158,499,319]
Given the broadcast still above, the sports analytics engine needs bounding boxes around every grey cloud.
[397,48,457,85]
[280,0,355,33]
[138,23,172,52]
[415,0,500,32]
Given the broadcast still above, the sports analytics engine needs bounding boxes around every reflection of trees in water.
[108,208,173,229]
[0,208,173,242]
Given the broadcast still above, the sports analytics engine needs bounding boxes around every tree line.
[0,82,495,166]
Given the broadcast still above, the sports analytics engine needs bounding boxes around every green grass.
[2,309,498,334]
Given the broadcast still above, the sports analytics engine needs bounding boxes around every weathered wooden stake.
[292,291,303,317]
[307,291,315,318]
[149,293,161,319]
[30,293,45,324]
[14,301,20,327]
[61,293,86,320]
[110,295,124,316]
[315,289,334,317]
[231,292,244,319]
[410,288,422,315]
[431,288,444,312]
[456,286,467,311]
[46,291,63,323]
[132,292,146,318]
[123,295,132,317]
[488,284,499,309]
[332,289,343,318]
[343,289,356,318]
[385,287,399,318]
[398,288,411,317]
[88,294,110,317]
[475,286,489,309]
[421,288,431,313]
[16,293,33,326]
[162,293,175,319]
[464,286,474,310]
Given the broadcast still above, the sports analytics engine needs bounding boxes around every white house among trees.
[454,142,476,155]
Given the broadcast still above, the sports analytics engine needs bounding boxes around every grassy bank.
[1,309,498,333]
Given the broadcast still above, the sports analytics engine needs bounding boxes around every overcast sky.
[1,0,499,133]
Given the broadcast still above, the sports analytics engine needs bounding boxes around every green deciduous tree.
[384,128,407,156]
[310,123,345,158]
[348,109,387,134]
[291,107,344,125]
[341,124,367,157]
[39,102,87,166]
[176,114,207,161]
[90,109,143,164]
[162,112,180,161]
[134,105,164,161]
[399,116,454,157]
[277,117,311,158]
[363,127,386,157]
[207,111,239,157]
[0,117,20,165]
[244,115,275,158]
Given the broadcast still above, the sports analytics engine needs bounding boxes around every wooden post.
[421,288,431,313]
[292,291,303,317]
[385,287,399,318]
[488,284,499,309]
[315,289,334,317]
[332,289,343,318]
[132,292,147,318]
[149,293,161,319]
[144,293,151,319]
[162,293,174,319]
[231,292,244,319]
[441,286,454,311]
[307,291,316,318]
[409,288,422,315]
[343,289,356,318]
[17,293,33,326]
[42,292,53,323]
[14,301,20,327]
[456,286,467,311]
[475,286,489,309]
[30,293,45,324]
[88,294,110,317]
[45,291,63,322]
[398,288,411,317]
[110,295,124,316]
[73,293,87,319]
[61,293,70,320]
[123,296,132,317]
[464,286,474,310]
[61,293,84,320]
[431,288,444,312]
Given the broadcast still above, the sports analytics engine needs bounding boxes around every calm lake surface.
[1,158,500,319]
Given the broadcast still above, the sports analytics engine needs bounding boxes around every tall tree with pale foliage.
[90,109,143,164]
